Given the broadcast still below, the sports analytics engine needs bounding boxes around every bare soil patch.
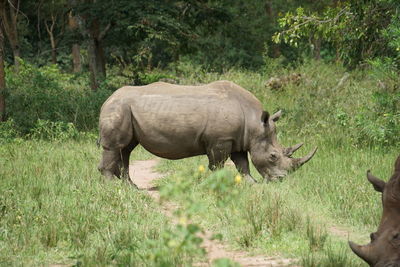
[130,159,297,266]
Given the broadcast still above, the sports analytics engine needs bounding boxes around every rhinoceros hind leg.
[206,142,232,170]
[230,152,257,183]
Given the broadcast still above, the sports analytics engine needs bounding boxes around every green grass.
[155,145,396,266]
[151,60,398,266]
[0,139,203,266]
[1,59,398,266]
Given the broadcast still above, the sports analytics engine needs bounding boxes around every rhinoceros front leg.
[98,143,138,188]
[98,148,122,179]
[230,152,257,183]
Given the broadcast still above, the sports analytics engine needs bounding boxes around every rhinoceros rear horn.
[285,143,303,157]
[292,147,317,168]
[348,241,373,265]
[367,170,386,193]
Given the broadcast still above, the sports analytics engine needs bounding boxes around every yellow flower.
[198,165,206,173]
[179,216,187,225]
[234,174,242,184]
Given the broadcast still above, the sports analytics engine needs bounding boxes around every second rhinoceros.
[98,80,317,186]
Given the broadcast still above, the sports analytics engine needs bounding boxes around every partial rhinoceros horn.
[292,147,318,169]
[348,241,373,265]
[285,143,303,157]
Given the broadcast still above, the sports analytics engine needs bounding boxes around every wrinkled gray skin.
[349,156,400,267]
[98,80,317,186]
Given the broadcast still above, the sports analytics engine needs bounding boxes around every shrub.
[354,91,400,146]
[29,120,80,141]
[0,119,19,142]
[5,60,111,135]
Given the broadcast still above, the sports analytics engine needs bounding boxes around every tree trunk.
[88,38,101,90]
[0,0,20,70]
[265,1,281,58]
[87,19,108,90]
[313,38,321,60]
[0,24,5,121]
[68,10,82,72]
[74,0,110,90]
[72,44,81,72]
[45,14,59,64]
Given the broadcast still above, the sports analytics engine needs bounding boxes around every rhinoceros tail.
[96,137,101,148]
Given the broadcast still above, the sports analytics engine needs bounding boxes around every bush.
[5,60,111,134]
[354,91,400,146]
[0,119,19,142]
[29,120,80,141]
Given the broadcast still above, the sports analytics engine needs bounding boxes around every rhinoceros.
[98,80,317,186]
[349,156,400,266]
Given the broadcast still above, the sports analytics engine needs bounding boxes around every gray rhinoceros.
[349,156,400,266]
[98,80,317,186]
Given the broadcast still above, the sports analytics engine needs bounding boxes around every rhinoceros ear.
[261,111,270,125]
[367,170,386,193]
[394,156,400,172]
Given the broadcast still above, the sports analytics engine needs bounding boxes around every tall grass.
[153,60,398,265]
[0,140,203,266]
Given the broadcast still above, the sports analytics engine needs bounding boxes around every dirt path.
[130,159,297,267]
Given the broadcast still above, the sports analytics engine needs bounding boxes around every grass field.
[0,140,204,266]
[156,143,396,266]
[0,60,398,266]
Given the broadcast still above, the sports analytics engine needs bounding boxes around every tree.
[39,0,67,64]
[0,21,5,121]
[73,0,110,90]
[0,0,20,69]
[67,9,81,72]
[273,0,397,67]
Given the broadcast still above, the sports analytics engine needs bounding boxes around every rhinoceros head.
[250,110,317,181]
[349,156,400,267]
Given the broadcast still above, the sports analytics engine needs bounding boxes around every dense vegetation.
[0,0,399,266]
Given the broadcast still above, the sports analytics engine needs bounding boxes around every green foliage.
[154,223,204,265]
[199,169,241,206]
[29,120,80,141]
[5,60,110,134]
[350,91,399,147]
[0,119,19,142]
[274,1,398,67]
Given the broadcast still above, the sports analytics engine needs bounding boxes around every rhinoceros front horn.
[292,147,318,168]
[348,241,373,264]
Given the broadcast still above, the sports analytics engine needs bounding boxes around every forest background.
[0,0,399,144]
